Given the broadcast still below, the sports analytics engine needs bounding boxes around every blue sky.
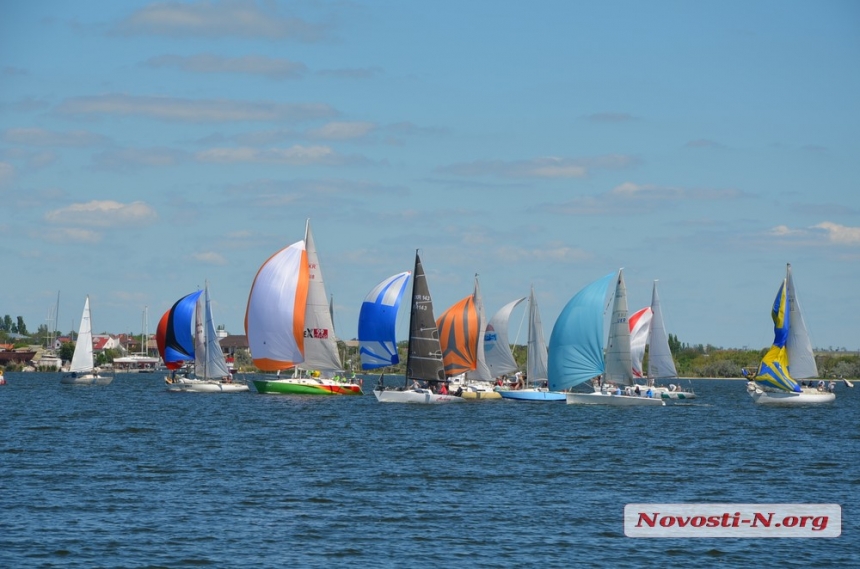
[1,0,858,351]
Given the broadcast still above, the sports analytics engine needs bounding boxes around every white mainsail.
[785,263,818,379]
[466,276,493,381]
[195,282,231,380]
[604,270,634,386]
[302,220,343,373]
[647,281,678,380]
[69,296,94,374]
[527,286,548,382]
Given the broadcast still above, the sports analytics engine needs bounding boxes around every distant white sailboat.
[61,296,112,386]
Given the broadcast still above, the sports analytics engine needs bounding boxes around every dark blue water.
[2,374,857,568]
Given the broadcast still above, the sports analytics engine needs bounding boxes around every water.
[1,374,858,568]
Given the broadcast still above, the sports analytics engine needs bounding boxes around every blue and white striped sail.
[359,271,411,369]
[548,272,615,391]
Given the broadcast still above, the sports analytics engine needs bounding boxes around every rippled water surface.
[2,374,858,568]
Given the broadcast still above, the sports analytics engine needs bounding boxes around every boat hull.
[498,389,566,401]
[747,384,835,405]
[253,378,363,396]
[168,378,249,393]
[459,389,502,400]
[566,392,665,406]
[373,388,465,404]
[60,374,113,386]
[658,391,695,400]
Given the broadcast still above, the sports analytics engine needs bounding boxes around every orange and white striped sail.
[245,240,309,371]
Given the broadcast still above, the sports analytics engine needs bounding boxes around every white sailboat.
[61,296,112,386]
[374,251,465,404]
[746,264,835,405]
[483,296,526,379]
[498,286,565,401]
[630,282,696,401]
[551,270,664,406]
[163,282,249,393]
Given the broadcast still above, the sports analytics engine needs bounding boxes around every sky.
[1,0,859,352]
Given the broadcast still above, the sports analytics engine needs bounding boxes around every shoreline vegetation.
[4,330,859,379]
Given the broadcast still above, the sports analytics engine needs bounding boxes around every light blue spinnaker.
[548,273,614,392]
[359,271,411,369]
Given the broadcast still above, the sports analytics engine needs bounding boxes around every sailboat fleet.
[21,221,845,408]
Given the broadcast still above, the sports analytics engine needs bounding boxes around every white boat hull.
[652,387,696,400]
[747,384,835,405]
[373,388,465,404]
[566,391,665,406]
[167,378,249,393]
[61,373,113,386]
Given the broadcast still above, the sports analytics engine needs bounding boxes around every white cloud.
[43,228,103,244]
[609,182,742,201]
[539,181,744,216]
[92,147,186,170]
[495,244,591,263]
[144,54,308,79]
[3,127,108,147]
[44,200,158,228]
[196,145,344,165]
[56,94,336,123]
[307,121,376,140]
[114,0,327,41]
[192,251,228,265]
[439,154,633,180]
[768,225,802,237]
[813,222,860,245]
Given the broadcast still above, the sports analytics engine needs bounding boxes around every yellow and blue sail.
[755,280,801,393]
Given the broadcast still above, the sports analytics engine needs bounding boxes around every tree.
[59,341,75,362]
[16,316,27,336]
[1,315,11,331]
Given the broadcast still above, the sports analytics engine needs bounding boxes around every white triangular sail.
[302,220,342,373]
[647,281,678,380]
[466,276,493,381]
[484,297,526,377]
[527,286,548,382]
[785,263,818,379]
[605,270,634,386]
[69,296,94,374]
[195,282,231,380]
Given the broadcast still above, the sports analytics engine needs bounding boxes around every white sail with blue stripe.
[359,271,411,369]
